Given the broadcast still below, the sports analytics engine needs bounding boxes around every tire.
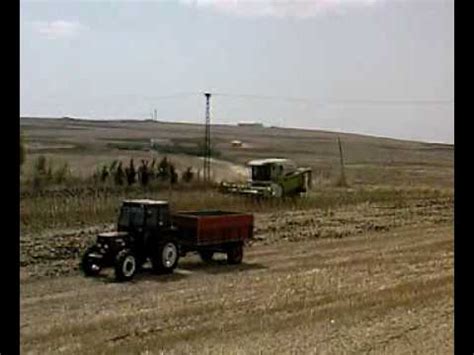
[152,240,179,274]
[114,249,137,282]
[81,246,102,277]
[199,250,214,263]
[227,243,243,265]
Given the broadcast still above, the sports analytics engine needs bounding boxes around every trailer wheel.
[227,243,243,264]
[114,250,137,282]
[199,251,214,263]
[81,246,102,277]
[152,240,179,274]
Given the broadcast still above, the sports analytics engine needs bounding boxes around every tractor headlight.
[115,239,125,246]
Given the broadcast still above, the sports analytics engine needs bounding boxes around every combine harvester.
[220,158,312,198]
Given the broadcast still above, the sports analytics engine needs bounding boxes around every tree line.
[93,157,194,187]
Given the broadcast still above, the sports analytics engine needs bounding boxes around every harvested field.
[21,221,453,354]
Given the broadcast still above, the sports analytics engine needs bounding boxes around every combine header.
[220,158,312,198]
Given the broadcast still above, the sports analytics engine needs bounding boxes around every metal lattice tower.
[203,92,211,183]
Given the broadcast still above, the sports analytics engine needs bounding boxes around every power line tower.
[203,92,212,183]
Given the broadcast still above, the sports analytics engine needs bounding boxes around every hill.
[20,116,453,188]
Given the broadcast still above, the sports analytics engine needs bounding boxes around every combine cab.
[220,158,312,198]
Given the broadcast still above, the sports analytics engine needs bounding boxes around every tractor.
[81,199,254,282]
[81,200,179,281]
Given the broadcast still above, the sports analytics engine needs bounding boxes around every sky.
[20,0,454,144]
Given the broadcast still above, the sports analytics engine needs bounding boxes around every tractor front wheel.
[81,246,102,277]
[114,249,137,282]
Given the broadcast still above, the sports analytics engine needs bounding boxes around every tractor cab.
[118,199,171,233]
[248,158,297,183]
[116,199,171,254]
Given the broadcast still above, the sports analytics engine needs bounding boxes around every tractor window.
[251,165,271,181]
[146,207,159,228]
[118,207,130,227]
[159,208,170,226]
[131,207,145,226]
[119,205,145,227]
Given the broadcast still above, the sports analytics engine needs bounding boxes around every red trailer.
[172,210,254,264]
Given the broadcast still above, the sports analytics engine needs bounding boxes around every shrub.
[125,159,137,186]
[54,162,71,184]
[138,160,150,187]
[114,162,125,186]
[182,167,194,183]
[34,155,48,176]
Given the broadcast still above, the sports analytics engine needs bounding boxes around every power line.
[28,91,453,106]
[117,92,200,101]
[212,92,454,106]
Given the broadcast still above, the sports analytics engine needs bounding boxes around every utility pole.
[154,109,157,121]
[203,92,211,183]
[337,136,347,187]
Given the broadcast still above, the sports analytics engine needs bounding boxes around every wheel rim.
[122,255,136,277]
[162,243,177,268]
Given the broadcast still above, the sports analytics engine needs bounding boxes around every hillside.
[20,117,453,188]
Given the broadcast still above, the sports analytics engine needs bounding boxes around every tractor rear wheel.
[114,249,137,282]
[199,250,214,263]
[81,246,102,277]
[227,243,243,265]
[152,240,179,274]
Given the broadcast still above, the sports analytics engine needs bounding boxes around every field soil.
[20,198,453,354]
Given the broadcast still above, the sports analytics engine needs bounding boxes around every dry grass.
[20,185,452,236]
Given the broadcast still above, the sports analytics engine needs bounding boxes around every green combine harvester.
[220,158,312,198]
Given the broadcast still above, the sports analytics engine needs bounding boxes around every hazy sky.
[20,0,454,143]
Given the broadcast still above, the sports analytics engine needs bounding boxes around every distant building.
[150,138,170,148]
[231,140,243,147]
[238,122,263,128]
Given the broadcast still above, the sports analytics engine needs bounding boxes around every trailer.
[172,210,254,264]
[81,200,254,281]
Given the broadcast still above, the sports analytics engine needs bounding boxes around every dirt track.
[21,221,453,354]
